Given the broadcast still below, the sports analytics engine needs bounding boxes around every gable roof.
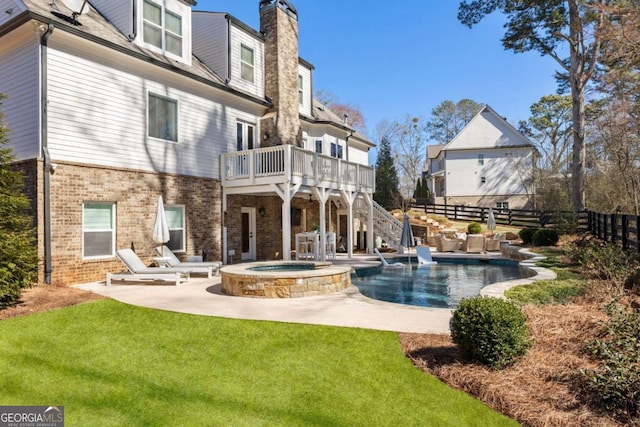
[427,144,446,160]
[306,99,374,147]
[443,104,533,151]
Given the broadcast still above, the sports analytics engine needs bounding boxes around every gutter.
[127,0,137,41]
[40,23,54,285]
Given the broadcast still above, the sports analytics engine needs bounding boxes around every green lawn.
[0,300,518,426]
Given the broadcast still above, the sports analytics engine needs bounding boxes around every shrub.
[565,240,639,286]
[467,222,482,234]
[518,227,538,244]
[0,94,37,308]
[450,296,532,369]
[505,280,585,305]
[532,228,559,246]
[582,303,640,421]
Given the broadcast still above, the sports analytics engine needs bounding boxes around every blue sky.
[195,1,560,146]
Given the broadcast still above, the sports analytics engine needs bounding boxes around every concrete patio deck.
[75,249,554,335]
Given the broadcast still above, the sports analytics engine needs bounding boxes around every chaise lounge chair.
[107,249,191,286]
[416,246,437,265]
[155,246,222,278]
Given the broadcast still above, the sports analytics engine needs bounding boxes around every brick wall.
[30,161,221,285]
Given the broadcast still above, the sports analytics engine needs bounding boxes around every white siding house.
[0,0,375,285]
[425,105,535,209]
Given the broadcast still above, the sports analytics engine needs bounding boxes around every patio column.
[340,190,359,258]
[363,193,374,254]
[272,182,301,261]
[311,187,331,261]
[222,189,228,264]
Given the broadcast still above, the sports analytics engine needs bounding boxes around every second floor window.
[315,140,323,154]
[148,93,178,142]
[478,154,484,166]
[143,0,183,57]
[240,45,255,83]
[298,75,304,105]
[330,142,343,159]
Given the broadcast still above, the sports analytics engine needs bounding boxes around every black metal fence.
[587,211,640,253]
[413,202,579,228]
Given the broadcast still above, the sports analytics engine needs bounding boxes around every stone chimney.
[259,0,302,147]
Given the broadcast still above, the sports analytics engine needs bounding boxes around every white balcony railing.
[222,145,375,193]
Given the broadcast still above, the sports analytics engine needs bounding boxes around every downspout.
[127,0,137,41]
[40,23,54,285]
[225,16,231,83]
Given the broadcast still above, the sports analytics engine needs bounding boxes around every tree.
[427,99,483,143]
[389,116,429,202]
[459,0,607,212]
[0,94,37,308]
[519,95,573,175]
[314,90,366,133]
[374,136,400,210]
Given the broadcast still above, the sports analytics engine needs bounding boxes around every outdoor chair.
[107,249,191,286]
[155,246,221,278]
[416,246,437,265]
[434,234,461,252]
[484,233,503,252]
[462,234,485,253]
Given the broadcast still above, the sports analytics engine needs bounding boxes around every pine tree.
[0,94,37,308]
[374,137,400,210]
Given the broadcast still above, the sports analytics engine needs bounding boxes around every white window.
[496,202,509,211]
[148,93,178,142]
[83,203,115,258]
[315,139,323,154]
[331,142,343,159]
[236,122,255,151]
[298,75,304,105]
[478,154,484,166]
[143,0,183,57]
[240,44,255,83]
[165,205,185,252]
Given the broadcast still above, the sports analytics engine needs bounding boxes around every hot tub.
[220,261,352,298]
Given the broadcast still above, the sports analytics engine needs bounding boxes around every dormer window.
[240,45,255,83]
[143,0,183,57]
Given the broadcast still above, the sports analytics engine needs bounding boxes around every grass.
[0,300,517,426]
[506,246,587,305]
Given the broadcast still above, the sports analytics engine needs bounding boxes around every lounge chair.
[484,233,503,252]
[107,249,191,286]
[434,235,460,252]
[374,248,404,268]
[155,246,221,278]
[462,234,485,253]
[416,246,437,265]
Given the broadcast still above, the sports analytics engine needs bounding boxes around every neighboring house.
[0,0,376,285]
[424,105,535,210]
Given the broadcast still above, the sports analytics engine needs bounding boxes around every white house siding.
[228,23,264,98]
[347,144,369,166]
[45,32,264,179]
[89,0,133,39]
[447,109,530,150]
[0,25,40,160]
[192,12,229,80]
[297,63,312,118]
[0,0,25,27]
[444,147,532,197]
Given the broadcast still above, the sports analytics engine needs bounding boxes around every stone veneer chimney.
[259,0,302,147]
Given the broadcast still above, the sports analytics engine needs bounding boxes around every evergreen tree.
[374,137,400,209]
[0,94,37,308]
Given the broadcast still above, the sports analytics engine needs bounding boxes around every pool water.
[351,260,528,308]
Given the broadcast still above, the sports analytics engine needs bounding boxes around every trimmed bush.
[450,296,532,369]
[467,222,482,234]
[518,227,538,244]
[532,228,559,246]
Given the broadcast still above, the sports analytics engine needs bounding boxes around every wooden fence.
[413,202,583,228]
[587,211,640,253]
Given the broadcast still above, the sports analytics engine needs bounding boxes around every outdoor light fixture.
[263,131,269,140]
[258,207,265,217]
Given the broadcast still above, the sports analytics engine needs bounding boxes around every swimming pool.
[351,259,531,308]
